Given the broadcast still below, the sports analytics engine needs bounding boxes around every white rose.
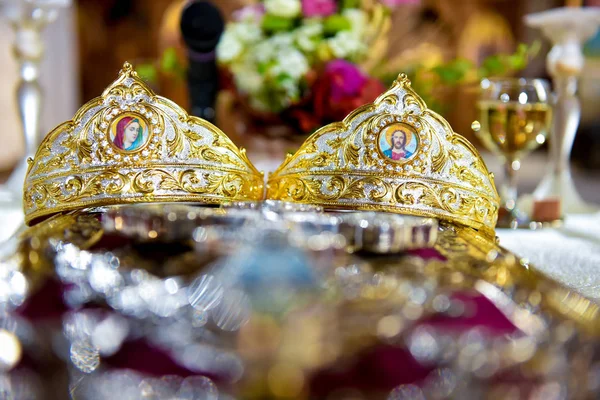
[295,22,324,53]
[231,22,263,44]
[264,0,301,18]
[252,41,276,64]
[343,9,368,38]
[269,33,295,48]
[252,33,296,64]
[217,30,243,63]
[271,47,309,80]
[327,31,366,59]
[233,64,264,95]
[280,78,300,101]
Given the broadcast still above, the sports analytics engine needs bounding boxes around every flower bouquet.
[216,0,397,135]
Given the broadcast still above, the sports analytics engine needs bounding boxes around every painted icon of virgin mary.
[112,116,145,151]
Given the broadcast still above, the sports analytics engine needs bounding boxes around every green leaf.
[516,43,528,55]
[341,0,361,9]
[433,67,459,84]
[262,14,295,33]
[527,40,541,58]
[323,15,351,36]
[477,66,489,78]
[161,47,179,72]
[257,62,269,75]
[136,64,158,84]
[506,54,526,71]
[275,73,293,85]
[481,55,505,76]
[452,58,472,73]
[433,59,473,85]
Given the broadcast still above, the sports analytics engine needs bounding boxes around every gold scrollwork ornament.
[267,74,500,237]
[24,62,264,225]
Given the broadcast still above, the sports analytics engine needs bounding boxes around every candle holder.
[0,0,70,242]
[525,7,600,214]
[0,0,70,205]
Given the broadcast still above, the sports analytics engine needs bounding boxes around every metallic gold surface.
[23,62,264,225]
[267,74,500,237]
[8,204,600,399]
[18,206,599,337]
[436,222,600,336]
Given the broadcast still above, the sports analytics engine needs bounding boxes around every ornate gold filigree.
[267,73,500,236]
[11,213,104,293]
[435,223,600,335]
[24,62,264,225]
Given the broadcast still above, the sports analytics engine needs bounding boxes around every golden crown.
[267,74,500,236]
[23,63,264,225]
[24,64,498,235]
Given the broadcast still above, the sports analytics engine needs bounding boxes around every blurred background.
[1,3,600,398]
[0,0,599,202]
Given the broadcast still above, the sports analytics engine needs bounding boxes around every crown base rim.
[24,194,263,226]
[265,197,495,239]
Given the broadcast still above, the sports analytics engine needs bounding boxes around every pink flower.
[323,59,367,102]
[233,4,265,22]
[380,0,420,7]
[302,0,337,18]
[312,60,386,121]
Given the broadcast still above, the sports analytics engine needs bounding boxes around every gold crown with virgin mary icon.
[267,74,500,237]
[25,63,499,237]
[23,62,264,225]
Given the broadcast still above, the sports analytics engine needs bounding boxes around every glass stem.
[503,159,519,210]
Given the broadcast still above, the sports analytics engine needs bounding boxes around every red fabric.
[310,292,518,396]
[18,279,68,321]
[103,339,199,378]
[407,248,446,261]
[310,345,432,396]
[420,292,518,334]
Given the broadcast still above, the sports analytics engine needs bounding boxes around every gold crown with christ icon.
[24,63,499,236]
[266,74,500,237]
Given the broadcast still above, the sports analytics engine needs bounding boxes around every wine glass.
[472,78,552,228]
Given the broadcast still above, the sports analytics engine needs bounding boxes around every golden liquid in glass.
[475,101,552,160]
